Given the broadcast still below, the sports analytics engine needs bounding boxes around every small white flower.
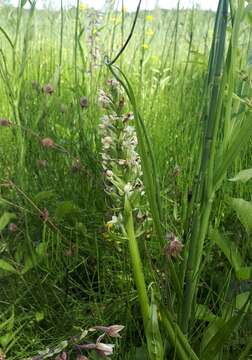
[94,324,125,337]
[118,159,127,166]
[124,183,133,195]
[107,79,120,87]
[102,153,110,161]
[96,342,114,357]
[101,115,111,126]
[124,125,135,134]
[108,215,118,225]
[102,136,113,149]
[106,170,113,177]
[98,90,111,108]
[130,135,138,146]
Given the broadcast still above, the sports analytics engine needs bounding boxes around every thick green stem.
[124,196,150,330]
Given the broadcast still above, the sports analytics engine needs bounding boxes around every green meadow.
[0,0,252,359]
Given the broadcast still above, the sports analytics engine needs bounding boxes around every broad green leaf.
[236,292,250,310]
[201,318,225,352]
[195,304,219,322]
[55,201,80,220]
[21,243,46,274]
[0,333,13,349]
[0,260,17,274]
[0,212,16,231]
[146,290,164,360]
[21,256,37,275]
[14,244,23,263]
[236,267,252,280]
[34,190,56,204]
[201,300,250,359]
[158,301,199,360]
[210,228,242,273]
[36,242,47,257]
[214,115,252,190]
[229,168,252,183]
[238,336,252,360]
[230,198,252,234]
[0,308,14,332]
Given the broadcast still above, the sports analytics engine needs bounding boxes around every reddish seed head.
[64,246,76,257]
[41,138,54,148]
[80,96,89,109]
[40,208,49,222]
[37,159,47,168]
[43,83,54,95]
[0,118,11,127]
[8,223,17,233]
[165,233,183,258]
[174,164,181,176]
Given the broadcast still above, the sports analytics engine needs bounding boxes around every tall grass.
[0,0,251,359]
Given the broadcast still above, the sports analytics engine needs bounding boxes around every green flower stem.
[108,64,183,301]
[124,196,150,330]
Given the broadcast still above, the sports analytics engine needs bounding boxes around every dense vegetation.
[0,0,252,359]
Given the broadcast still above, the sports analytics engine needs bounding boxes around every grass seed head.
[80,96,89,109]
[43,83,54,95]
[37,159,48,168]
[41,137,54,148]
[8,223,18,232]
[40,208,49,222]
[71,159,83,173]
[0,118,11,127]
[174,164,181,176]
[165,233,183,258]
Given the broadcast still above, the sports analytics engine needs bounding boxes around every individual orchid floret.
[165,233,184,258]
[95,342,114,357]
[102,136,113,149]
[93,325,125,338]
[124,183,133,195]
[98,90,111,108]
